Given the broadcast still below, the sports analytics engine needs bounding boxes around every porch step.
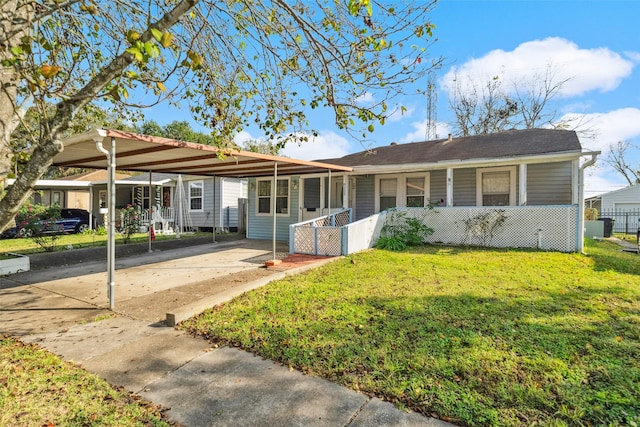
[270,253,334,269]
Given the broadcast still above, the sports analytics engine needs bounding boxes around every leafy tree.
[448,65,570,136]
[136,119,213,145]
[242,138,281,156]
[10,104,134,179]
[0,0,440,233]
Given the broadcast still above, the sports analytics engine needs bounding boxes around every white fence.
[289,209,352,256]
[290,205,579,255]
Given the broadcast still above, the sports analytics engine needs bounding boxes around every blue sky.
[151,0,640,198]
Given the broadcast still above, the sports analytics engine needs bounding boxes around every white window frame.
[255,177,290,216]
[376,176,399,213]
[476,166,516,206]
[404,173,430,208]
[375,173,431,212]
[189,180,204,211]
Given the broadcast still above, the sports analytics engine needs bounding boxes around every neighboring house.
[117,173,247,232]
[12,170,131,210]
[586,184,640,212]
[14,171,246,232]
[246,128,597,253]
[585,184,640,234]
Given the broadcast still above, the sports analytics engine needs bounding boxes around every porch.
[290,205,579,255]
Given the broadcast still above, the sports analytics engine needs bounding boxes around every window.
[257,180,271,214]
[406,177,425,207]
[256,178,289,215]
[276,179,289,214]
[52,191,61,206]
[379,178,397,211]
[477,167,516,206]
[189,180,203,211]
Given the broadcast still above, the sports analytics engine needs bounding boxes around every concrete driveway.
[0,238,288,335]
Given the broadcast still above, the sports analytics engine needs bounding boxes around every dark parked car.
[14,208,90,237]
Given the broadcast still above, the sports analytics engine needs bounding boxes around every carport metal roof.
[55,129,352,177]
[54,129,352,311]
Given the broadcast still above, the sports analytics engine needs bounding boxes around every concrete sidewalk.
[1,239,449,427]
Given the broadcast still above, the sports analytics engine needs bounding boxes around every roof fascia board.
[350,151,586,175]
[60,128,352,173]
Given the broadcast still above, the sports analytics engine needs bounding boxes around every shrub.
[119,205,142,244]
[461,209,507,247]
[376,209,434,251]
[16,204,63,252]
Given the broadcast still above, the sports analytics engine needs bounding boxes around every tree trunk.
[0,0,200,233]
[0,0,30,227]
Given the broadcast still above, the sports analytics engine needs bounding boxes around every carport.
[53,129,352,309]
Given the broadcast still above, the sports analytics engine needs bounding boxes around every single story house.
[585,184,640,212]
[14,171,246,233]
[113,172,247,232]
[246,128,598,253]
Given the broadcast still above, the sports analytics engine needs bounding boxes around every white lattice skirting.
[381,206,579,253]
[291,206,579,255]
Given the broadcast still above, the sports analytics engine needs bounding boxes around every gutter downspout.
[96,138,116,310]
[578,152,599,254]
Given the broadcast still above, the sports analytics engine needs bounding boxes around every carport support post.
[95,136,116,310]
[148,171,153,253]
[212,176,217,243]
[108,138,116,309]
[272,162,278,260]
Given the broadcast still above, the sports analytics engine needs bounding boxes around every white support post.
[342,174,349,210]
[272,162,278,260]
[328,169,332,214]
[148,171,153,252]
[446,168,453,207]
[212,176,217,243]
[519,164,527,206]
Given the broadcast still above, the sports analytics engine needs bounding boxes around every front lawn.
[0,230,210,255]
[0,336,173,426]
[182,239,640,426]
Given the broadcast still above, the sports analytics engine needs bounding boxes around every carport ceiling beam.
[55,145,175,167]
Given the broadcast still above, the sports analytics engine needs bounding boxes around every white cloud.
[280,131,351,161]
[233,130,253,145]
[442,37,636,98]
[385,104,416,123]
[562,108,640,153]
[400,119,451,143]
[355,92,375,105]
[557,108,640,196]
[234,129,350,161]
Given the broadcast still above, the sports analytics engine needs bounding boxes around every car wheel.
[18,228,33,238]
[76,223,89,233]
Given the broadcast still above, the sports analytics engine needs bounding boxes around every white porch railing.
[290,205,579,255]
[289,209,352,256]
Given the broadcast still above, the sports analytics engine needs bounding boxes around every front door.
[301,177,322,221]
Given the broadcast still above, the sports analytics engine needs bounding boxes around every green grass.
[0,231,210,255]
[0,336,174,426]
[182,239,640,426]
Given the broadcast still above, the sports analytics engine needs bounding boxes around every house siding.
[527,161,572,205]
[452,168,475,206]
[219,178,245,230]
[601,185,640,211]
[247,177,300,241]
[355,175,375,220]
[177,177,245,230]
[430,170,446,205]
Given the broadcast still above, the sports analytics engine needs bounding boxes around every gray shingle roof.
[318,128,582,167]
